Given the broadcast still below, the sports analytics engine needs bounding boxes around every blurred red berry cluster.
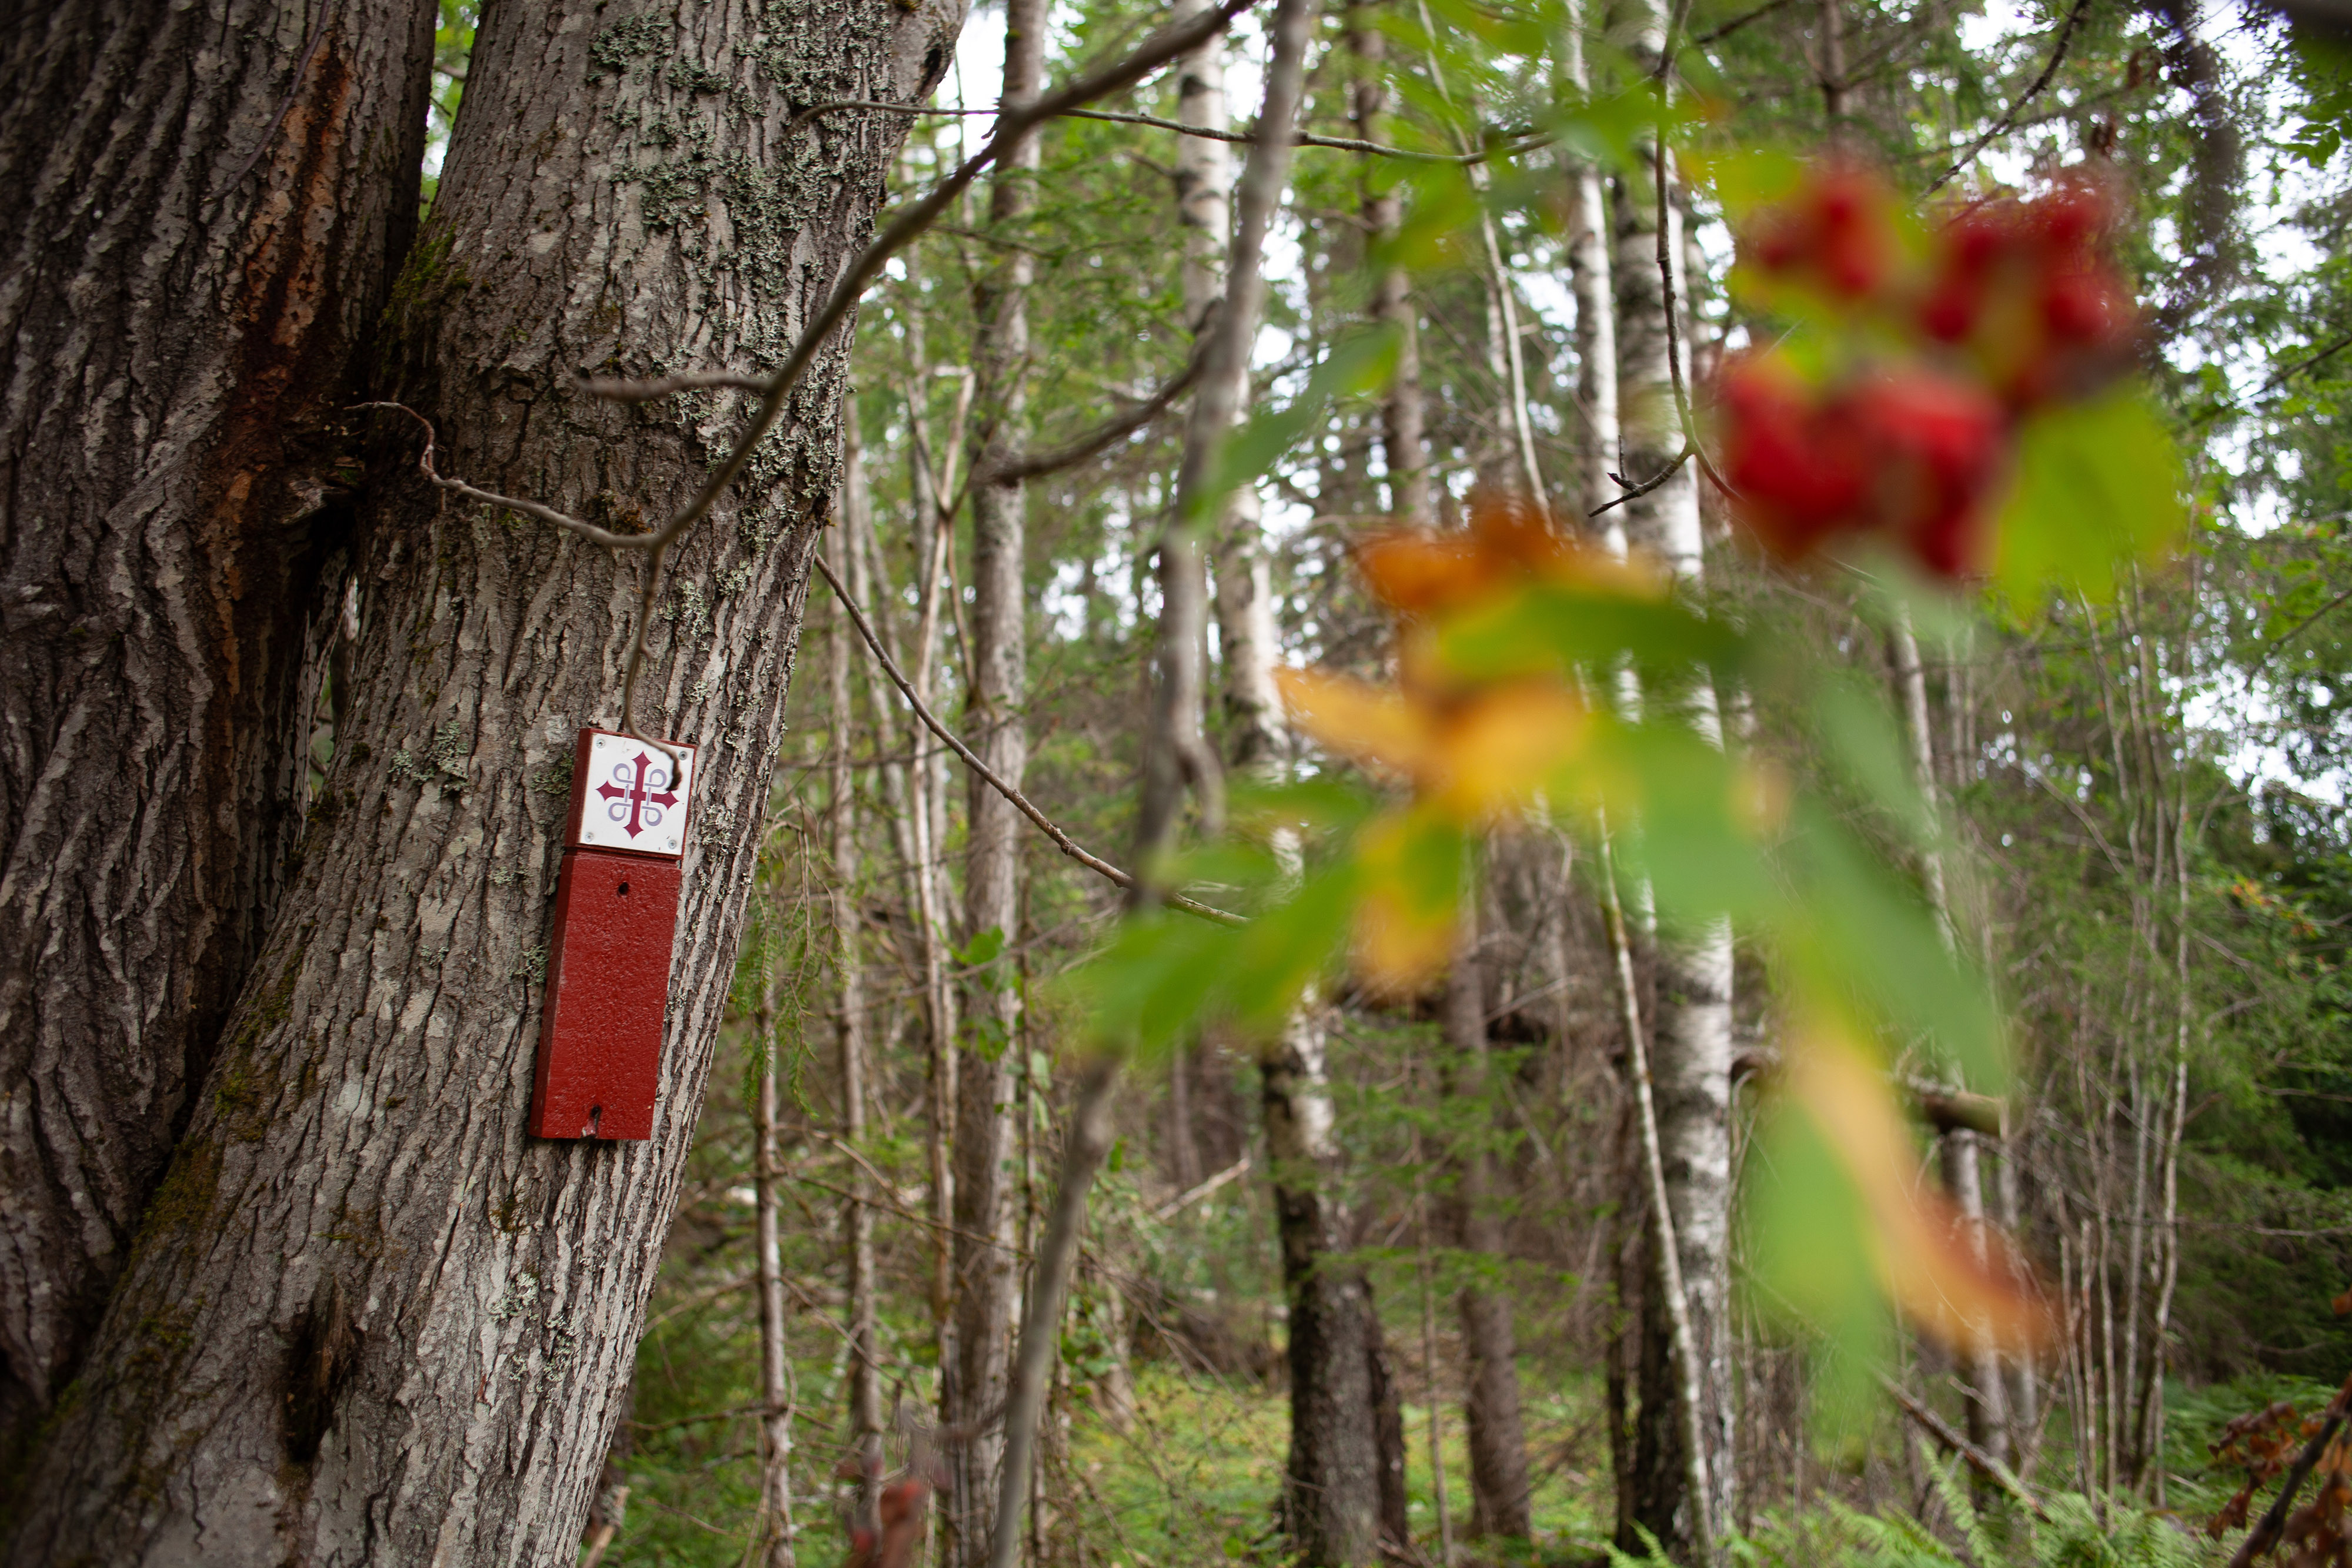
[1715,163,2137,580]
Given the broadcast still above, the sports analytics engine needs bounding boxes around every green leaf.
[1993,387,2186,602]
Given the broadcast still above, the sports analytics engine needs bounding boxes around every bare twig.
[1589,443,1694,517]
[987,1058,1122,1568]
[352,401,686,773]
[216,0,338,199]
[1922,0,2092,194]
[1646,0,1736,507]
[979,342,1210,485]
[1064,105,1546,162]
[1689,0,1800,45]
[1880,1373,2051,1519]
[811,554,1246,927]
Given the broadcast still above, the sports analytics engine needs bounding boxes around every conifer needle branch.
[1923,0,2090,195]
[811,553,1246,928]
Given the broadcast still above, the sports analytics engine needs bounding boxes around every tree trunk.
[756,1001,800,1568]
[1615,104,1736,1549]
[1889,607,2012,1469]
[837,427,885,1459]
[1446,911,1532,1539]
[3,0,961,1554]
[1345,0,1432,531]
[1562,0,1620,531]
[947,0,1044,1555]
[1264,1002,1384,1568]
[0,0,432,1469]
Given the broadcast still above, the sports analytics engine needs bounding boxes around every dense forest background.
[410,0,2352,1559]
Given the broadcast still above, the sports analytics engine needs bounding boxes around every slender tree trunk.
[1345,1,1433,531]
[1266,1001,1385,1567]
[1368,1305,1412,1552]
[831,456,883,1457]
[1889,607,2012,1467]
[1446,902,1532,1539]
[1614,102,1736,1549]
[2,0,961,1554]
[1563,0,1621,534]
[947,0,1045,1554]
[1419,1167,1459,1568]
[0,0,433,1469]
[756,997,800,1568]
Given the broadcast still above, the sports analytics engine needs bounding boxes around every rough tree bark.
[1445,907,1533,1539]
[2,0,961,1556]
[1615,58,1737,1553]
[947,0,1045,1554]
[0,0,432,1470]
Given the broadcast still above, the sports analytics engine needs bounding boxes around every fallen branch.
[1880,1373,2050,1520]
[812,553,1245,928]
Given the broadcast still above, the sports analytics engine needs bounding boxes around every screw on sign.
[530,728,699,1141]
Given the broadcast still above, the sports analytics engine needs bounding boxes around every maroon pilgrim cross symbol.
[597,753,680,840]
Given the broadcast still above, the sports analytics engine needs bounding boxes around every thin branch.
[1064,106,1544,162]
[811,553,1245,927]
[2247,583,2352,676]
[1689,0,1800,45]
[215,0,337,200]
[359,0,1258,761]
[980,343,1208,485]
[1151,1155,1252,1220]
[1922,0,2092,194]
[353,401,686,773]
[1589,443,1693,517]
[1649,0,1736,503]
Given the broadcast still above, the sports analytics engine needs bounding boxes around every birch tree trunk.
[755,1008,800,1568]
[947,0,1045,1555]
[0,0,432,1467]
[1613,63,1736,1549]
[1889,607,2012,1467]
[2,0,961,1554]
[837,427,886,1457]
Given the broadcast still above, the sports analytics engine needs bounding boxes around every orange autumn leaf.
[1787,1021,2053,1352]
[1355,497,1666,614]
[1351,813,1459,994]
[1274,668,1587,821]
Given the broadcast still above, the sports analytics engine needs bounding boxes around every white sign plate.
[573,730,696,857]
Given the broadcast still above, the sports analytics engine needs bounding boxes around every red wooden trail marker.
[530,728,697,1141]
